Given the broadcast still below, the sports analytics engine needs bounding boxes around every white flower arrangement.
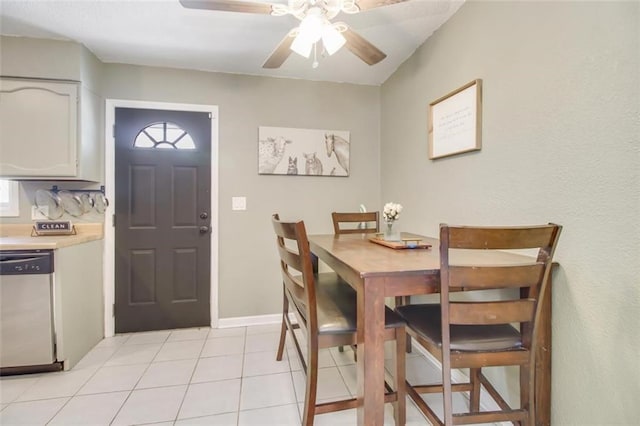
[382,202,403,223]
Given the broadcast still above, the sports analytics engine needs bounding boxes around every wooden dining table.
[308,232,553,426]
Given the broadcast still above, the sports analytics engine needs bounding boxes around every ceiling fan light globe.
[290,35,313,58]
[322,24,346,55]
[298,13,324,43]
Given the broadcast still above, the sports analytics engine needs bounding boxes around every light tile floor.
[0,324,477,425]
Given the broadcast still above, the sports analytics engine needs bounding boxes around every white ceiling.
[0,0,464,86]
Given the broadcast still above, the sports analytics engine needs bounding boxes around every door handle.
[200,212,208,219]
[199,226,209,234]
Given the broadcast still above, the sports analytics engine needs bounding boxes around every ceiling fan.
[179,0,407,68]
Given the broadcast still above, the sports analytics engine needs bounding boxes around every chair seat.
[292,272,405,334]
[396,304,522,351]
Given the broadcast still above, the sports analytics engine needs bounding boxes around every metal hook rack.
[50,185,105,194]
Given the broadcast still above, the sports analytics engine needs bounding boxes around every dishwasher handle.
[1,256,43,264]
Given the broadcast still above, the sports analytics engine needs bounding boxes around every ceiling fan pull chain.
[312,42,319,68]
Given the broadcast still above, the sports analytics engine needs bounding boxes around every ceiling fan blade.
[179,0,273,14]
[343,28,387,66]
[262,32,295,69]
[355,0,407,12]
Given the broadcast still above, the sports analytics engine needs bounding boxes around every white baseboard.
[217,313,282,328]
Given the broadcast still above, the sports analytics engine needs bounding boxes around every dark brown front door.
[114,107,211,333]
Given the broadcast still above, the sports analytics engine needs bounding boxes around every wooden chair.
[331,211,380,234]
[396,223,561,426]
[272,214,406,426]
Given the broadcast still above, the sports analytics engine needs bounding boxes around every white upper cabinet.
[0,77,101,181]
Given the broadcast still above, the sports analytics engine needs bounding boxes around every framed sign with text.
[31,221,76,236]
[428,79,482,160]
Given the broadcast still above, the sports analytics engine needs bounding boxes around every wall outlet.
[31,205,48,220]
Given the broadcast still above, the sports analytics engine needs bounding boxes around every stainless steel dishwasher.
[0,249,62,375]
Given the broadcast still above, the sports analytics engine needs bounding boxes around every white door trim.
[104,99,220,337]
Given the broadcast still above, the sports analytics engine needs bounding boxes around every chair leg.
[302,339,319,426]
[276,288,288,362]
[442,364,454,425]
[395,296,412,353]
[470,368,481,412]
[393,328,407,426]
[521,362,534,426]
[337,345,358,360]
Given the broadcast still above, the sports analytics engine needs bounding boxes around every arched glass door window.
[133,122,196,150]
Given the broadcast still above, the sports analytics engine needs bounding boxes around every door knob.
[200,212,208,219]
[199,226,209,234]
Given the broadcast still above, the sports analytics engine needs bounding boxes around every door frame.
[104,99,219,337]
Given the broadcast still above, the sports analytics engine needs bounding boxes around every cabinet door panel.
[0,79,78,177]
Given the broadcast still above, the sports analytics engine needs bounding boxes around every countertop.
[0,223,104,250]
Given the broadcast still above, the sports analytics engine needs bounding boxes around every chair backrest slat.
[280,262,305,294]
[448,225,557,250]
[449,264,545,290]
[277,244,303,272]
[332,212,380,234]
[449,299,536,325]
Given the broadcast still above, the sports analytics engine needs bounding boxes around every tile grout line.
[169,328,210,425]
[160,328,250,424]
[285,338,303,421]
[40,347,116,425]
[234,327,248,426]
[107,331,169,425]
[47,339,134,425]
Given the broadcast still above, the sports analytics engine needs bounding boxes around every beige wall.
[380,1,639,424]
[102,64,381,318]
[0,36,82,80]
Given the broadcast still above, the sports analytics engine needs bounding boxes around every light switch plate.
[232,196,247,211]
